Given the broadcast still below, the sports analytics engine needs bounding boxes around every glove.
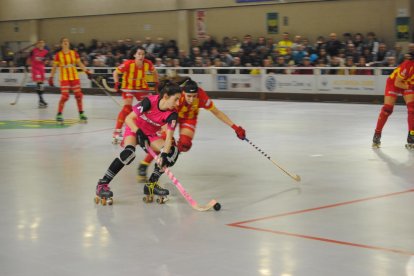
[85,70,93,80]
[159,152,169,168]
[48,77,54,87]
[114,82,121,93]
[232,124,246,140]
[136,129,149,152]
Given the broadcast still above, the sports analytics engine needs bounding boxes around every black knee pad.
[119,145,136,165]
[163,145,179,167]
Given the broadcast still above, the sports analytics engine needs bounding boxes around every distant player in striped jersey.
[48,37,92,124]
[27,40,49,108]
[137,78,246,181]
[111,46,159,144]
[372,52,414,149]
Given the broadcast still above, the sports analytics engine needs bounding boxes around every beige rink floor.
[1,92,414,276]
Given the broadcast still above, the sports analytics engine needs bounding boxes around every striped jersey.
[53,50,81,81]
[177,87,214,120]
[387,60,414,91]
[116,59,155,90]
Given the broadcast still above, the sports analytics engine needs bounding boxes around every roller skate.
[38,99,48,109]
[112,129,123,145]
[405,130,414,150]
[79,112,88,124]
[95,179,113,205]
[136,162,148,183]
[56,113,64,125]
[143,182,169,204]
[372,132,381,148]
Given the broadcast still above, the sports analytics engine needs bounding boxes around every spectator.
[229,36,241,56]
[294,56,314,75]
[241,34,256,55]
[325,32,343,57]
[276,32,293,56]
[273,56,288,74]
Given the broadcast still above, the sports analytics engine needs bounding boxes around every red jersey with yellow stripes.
[386,60,414,93]
[53,50,81,81]
[177,87,214,121]
[115,59,155,91]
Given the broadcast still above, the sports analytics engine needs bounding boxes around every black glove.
[136,129,149,152]
[159,152,169,168]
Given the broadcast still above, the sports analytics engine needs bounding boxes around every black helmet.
[184,79,198,93]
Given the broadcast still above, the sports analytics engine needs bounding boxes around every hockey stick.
[244,138,301,182]
[102,79,153,94]
[10,67,28,105]
[146,145,221,211]
[91,77,122,106]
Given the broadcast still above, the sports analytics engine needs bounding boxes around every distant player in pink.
[95,81,182,205]
[27,40,49,108]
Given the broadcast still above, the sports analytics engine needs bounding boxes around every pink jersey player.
[95,81,182,205]
[137,78,246,182]
[27,40,49,108]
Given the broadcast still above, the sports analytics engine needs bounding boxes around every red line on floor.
[228,188,414,256]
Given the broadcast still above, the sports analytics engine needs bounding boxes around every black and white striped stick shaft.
[245,138,301,182]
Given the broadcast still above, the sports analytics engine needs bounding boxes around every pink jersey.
[123,95,178,143]
[30,48,48,68]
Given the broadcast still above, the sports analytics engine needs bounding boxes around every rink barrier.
[0,66,395,104]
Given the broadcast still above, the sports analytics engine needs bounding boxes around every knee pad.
[177,135,192,152]
[74,92,83,100]
[119,145,136,165]
[36,82,44,92]
[162,145,179,167]
[381,104,394,116]
[60,93,70,102]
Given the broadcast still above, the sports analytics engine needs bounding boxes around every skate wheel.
[101,198,107,206]
[143,195,153,203]
[94,196,100,204]
[214,202,221,211]
[108,198,113,205]
[156,197,165,204]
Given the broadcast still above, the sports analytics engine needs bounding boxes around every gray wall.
[0,0,412,52]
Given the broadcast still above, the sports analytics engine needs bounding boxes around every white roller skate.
[405,130,414,150]
[112,129,123,145]
[372,132,381,148]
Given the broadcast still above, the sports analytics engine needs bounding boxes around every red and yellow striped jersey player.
[372,53,414,149]
[49,37,92,124]
[112,46,158,144]
[137,78,246,181]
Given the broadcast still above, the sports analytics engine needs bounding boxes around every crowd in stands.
[1,32,413,75]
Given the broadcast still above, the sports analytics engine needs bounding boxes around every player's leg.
[373,94,397,148]
[113,95,133,144]
[56,82,70,124]
[96,135,137,205]
[33,68,48,108]
[403,93,414,149]
[143,138,179,201]
[177,120,197,152]
[72,80,87,123]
